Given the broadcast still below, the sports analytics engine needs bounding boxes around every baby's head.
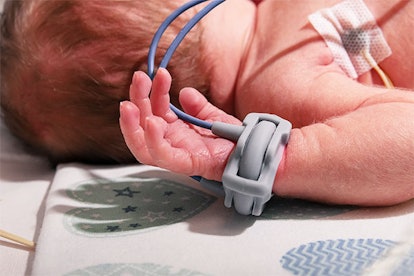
[1,0,210,164]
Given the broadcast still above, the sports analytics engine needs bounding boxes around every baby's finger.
[130,71,153,126]
[179,87,241,125]
[119,101,155,166]
[150,68,177,122]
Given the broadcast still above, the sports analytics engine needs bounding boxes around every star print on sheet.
[122,206,138,213]
[106,225,120,232]
[129,223,141,228]
[173,207,184,213]
[141,211,167,222]
[64,177,216,237]
[113,187,140,198]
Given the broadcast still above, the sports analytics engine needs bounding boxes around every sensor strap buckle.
[202,113,291,216]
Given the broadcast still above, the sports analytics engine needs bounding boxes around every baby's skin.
[120,0,414,207]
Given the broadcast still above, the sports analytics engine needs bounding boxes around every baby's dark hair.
[0,0,210,164]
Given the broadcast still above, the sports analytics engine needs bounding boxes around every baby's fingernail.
[119,101,126,112]
[132,71,140,83]
[132,71,145,83]
[120,101,133,111]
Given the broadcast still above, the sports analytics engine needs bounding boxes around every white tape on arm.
[308,0,392,79]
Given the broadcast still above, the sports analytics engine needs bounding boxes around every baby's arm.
[120,69,414,206]
[275,72,414,206]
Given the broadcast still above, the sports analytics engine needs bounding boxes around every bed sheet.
[29,162,414,275]
[0,116,54,275]
[1,4,52,271]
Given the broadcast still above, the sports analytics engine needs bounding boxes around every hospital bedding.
[1,113,414,275]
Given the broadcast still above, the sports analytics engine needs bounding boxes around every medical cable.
[362,49,394,89]
[147,0,225,129]
[146,0,293,216]
[341,29,394,89]
[147,0,209,79]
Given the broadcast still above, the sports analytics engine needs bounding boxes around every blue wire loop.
[147,0,225,130]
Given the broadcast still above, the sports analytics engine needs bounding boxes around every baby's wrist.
[206,113,292,216]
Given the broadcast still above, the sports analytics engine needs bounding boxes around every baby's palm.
[120,69,240,181]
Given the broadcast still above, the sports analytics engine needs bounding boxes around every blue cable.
[147,0,209,79]
[159,0,225,69]
[147,0,225,130]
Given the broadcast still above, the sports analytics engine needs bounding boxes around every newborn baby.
[119,0,414,206]
[1,0,413,207]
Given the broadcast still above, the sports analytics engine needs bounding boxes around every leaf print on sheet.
[260,197,357,220]
[63,177,216,237]
[280,238,414,276]
[64,262,211,276]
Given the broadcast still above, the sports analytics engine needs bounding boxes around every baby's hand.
[120,68,241,181]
